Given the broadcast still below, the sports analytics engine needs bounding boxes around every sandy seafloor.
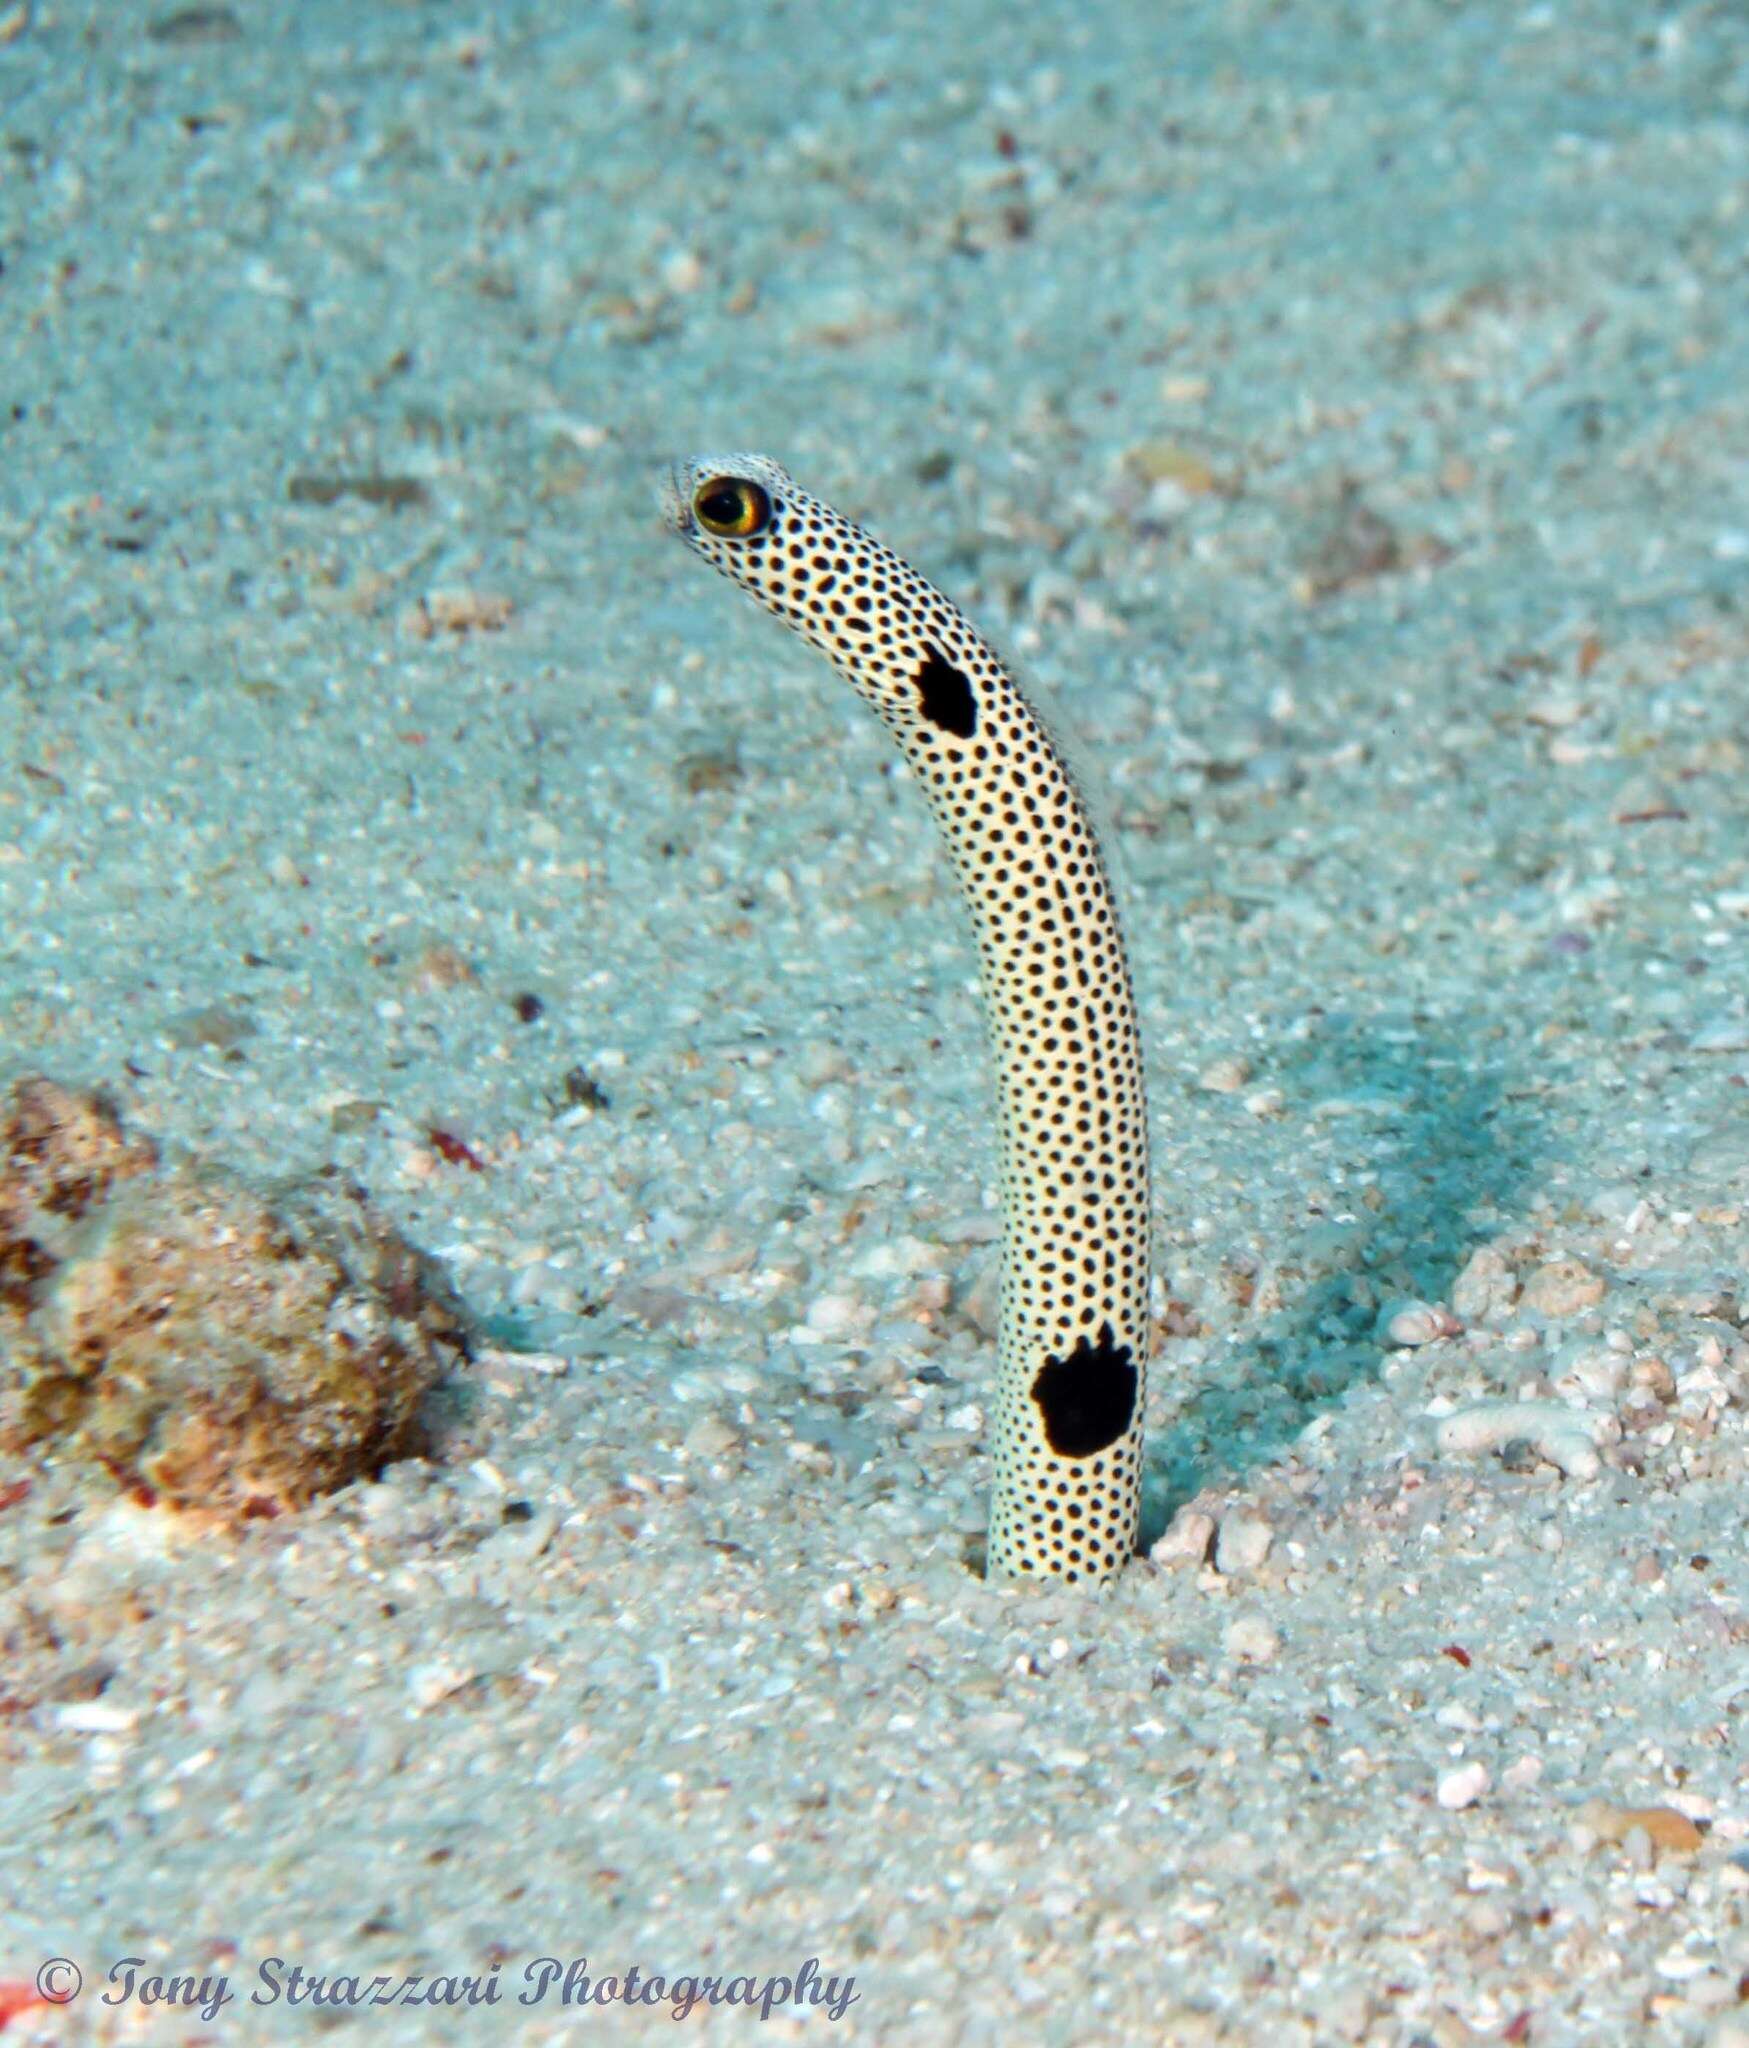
[2,0,1748,2041]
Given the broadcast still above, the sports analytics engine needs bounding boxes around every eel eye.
[692,476,771,539]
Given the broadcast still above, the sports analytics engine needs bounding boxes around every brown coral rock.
[0,1077,467,1515]
[0,1078,157,1310]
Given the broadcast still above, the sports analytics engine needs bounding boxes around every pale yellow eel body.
[666,455,1150,1583]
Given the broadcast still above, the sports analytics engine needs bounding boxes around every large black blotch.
[1030,1321,1137,1458]
[914,644,976,739]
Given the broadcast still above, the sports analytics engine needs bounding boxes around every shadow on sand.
[1139,1010,1546,1545]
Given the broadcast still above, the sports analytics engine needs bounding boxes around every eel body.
[665,454,1150,1583]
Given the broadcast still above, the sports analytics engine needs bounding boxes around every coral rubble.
[0,1078,466,1514]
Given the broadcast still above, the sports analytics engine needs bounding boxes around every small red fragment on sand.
[0,1980,58,2028]
[428,1127,486,1172]
[1441,1643,1472,1668]
[1502,2011,1532,2043]
[0,1479,29,1512]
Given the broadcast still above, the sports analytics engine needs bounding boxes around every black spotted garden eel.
[665,455,1150,1584]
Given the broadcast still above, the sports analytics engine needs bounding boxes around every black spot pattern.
[914,645,977,739]
[1031,1322,1137,1458]
[671,453,1152,1584]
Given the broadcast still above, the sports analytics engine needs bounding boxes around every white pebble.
[1150,1507,1215,1568]
[1224,1615,1280,1663]
[408,1660,477,1709]
[850,1234,946,1279]
[1680,1972,1738,2011]
[1436,1400,1605,1479]
[1378,1299,1462,1347]
[661,248,707,292]
[1655,1947,1711,1983]
[1437,1760,1490,1810]
[1451,1245,1518,1321]
[53,1700,140,1734]
[1553,1344,1628,1401]
[1198,1055,1250,1094]
[796,1040,853,1084]
[1521,1256,1608,1317]
[1524,693,1586,729]
[1214,1512,1273,1575]
[681,1414,742,1459]
[803,1292,870,1338]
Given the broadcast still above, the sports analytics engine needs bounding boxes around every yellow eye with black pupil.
[693,477,770,539]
